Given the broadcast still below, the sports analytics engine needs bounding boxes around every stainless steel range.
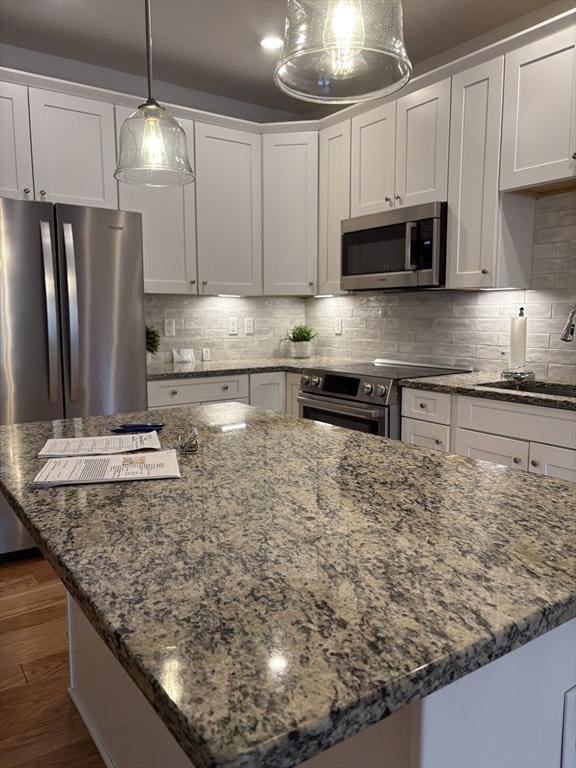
[298,360,471,438]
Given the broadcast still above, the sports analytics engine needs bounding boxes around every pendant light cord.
[145,0,153,102]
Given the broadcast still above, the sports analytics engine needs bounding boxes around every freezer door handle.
[39,221,59,404]
[62,222,80,402]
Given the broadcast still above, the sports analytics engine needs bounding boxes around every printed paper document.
[38,432,162,458]
[31,450,180,488]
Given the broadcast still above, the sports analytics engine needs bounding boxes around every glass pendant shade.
[115,100,194,186]
[275,0,412,104]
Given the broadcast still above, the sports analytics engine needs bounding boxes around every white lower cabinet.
[249,372,286,414]
[147,375,249,408]
[401,389,576,481]
[286,373,301,418]
[528,442,576,482]
[454,428,529,470]
[402,418,450,452]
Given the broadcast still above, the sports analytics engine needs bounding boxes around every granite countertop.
[1,403,574,768]
[147,356,356,381]
[400,371,576,411]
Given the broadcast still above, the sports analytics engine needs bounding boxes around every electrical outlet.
[202,347,211,361]
[244,317,254,335]
[334,318,343,336]
[164,318,176,337]
[228,317,238,336]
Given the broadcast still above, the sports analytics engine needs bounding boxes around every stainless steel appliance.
[298,360,470,437]
[0,197,147,556]
[341,202,447,290]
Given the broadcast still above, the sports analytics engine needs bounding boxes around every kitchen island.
[0,403,574,768]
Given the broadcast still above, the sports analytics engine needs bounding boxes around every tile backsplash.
[145,190,575,380]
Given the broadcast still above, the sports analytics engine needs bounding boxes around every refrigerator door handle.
[39,221,59,404]
[62,222,80,402]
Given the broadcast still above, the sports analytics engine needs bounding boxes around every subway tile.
[475,345,508,360]
[415,329,454,342]
[534,212,558,228]
[548,364,576,381]
[530,274,556,289]
[454,331,499,345]
[557,240,576,256]
[434,343,476,357]
[536,190,576,212]
[455,305,500,318]
[532,243,558,260]
[558,210,576,226]
[533,224,576,244]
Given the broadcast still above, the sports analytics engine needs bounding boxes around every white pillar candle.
[509,308,527,368]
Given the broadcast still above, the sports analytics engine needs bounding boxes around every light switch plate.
[202,347,211,361]
[334,318,343,336]
[228,317,238,336]
[164,318,176,337]
[244,317,254,335]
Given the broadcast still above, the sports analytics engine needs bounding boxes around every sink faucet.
[560,304,576,342]
[501,367,536,387]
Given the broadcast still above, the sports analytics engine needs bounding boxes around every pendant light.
[275,0,412,104]
[114,0,194,186]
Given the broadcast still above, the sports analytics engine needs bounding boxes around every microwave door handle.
[39,221,59,404]
[404,222,417,270]
[62,222,80,402]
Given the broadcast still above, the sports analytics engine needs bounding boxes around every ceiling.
[0,0,561,117]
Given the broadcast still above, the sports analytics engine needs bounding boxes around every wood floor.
[0,555,104,768]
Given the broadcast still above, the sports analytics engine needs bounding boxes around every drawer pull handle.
[419,402,427,409]
[530,459,540,467]
[170,390,178,396]
[222,384,229,391]
[434,439,442,445]
[513,457,522,464]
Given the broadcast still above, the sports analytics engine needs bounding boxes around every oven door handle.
[297,395,385,420]
[404,221,417,270]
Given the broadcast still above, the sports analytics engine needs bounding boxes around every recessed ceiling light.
[260,35,284,51]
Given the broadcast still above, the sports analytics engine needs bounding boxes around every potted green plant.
[146,325,160,365]
[286,324,317,358]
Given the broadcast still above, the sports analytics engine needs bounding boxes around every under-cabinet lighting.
[313,294,335,299]
[218,294,244,298]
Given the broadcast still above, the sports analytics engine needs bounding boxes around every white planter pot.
[290,341,312,358]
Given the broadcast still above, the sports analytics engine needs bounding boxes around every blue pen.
[112,423,164,433]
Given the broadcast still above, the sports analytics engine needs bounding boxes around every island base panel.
[68,594,575,768]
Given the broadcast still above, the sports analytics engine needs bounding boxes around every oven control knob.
[362,382,373,395]
[376,384,387,398]
[301,375,310,385]
[311,376,320,387]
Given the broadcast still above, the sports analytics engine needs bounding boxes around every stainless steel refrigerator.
[0,197,148,556]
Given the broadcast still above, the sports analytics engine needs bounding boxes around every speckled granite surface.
[147,356,357,381]
[1,403,575,768]
[401,371,576,411]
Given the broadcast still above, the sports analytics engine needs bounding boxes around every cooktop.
[312,360,472,380]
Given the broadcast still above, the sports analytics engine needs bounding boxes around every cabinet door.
[28,88,117,208]
[395,79,450,207]
[195,122,262,295]
[454,427,528,470]
[249,372,286,413]
[116,107,197,294]
[286,373,301,418]
[351,102,396,216]
[401,417,450,452]
[263,132,318,295]
[0,82,34,200]
[528,442,576,482]
[318,120,350,295]
[501,28,576,190]
[446,59,504,289]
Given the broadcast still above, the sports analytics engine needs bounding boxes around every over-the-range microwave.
[340,202,447,290]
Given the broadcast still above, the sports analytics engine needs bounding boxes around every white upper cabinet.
[351,102,396,216]
[116,106,197,294]
[446,58,504,289]
[0,82,34,200]
[263,131,318,295]
[395,78,451,207]
[28,88,117,208]
[195,122,262,295]
[318,120,351,295]
[501,28,576,190]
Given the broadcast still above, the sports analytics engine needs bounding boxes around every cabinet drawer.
[401,388,451,425]
[455,396,576,449]
[528,442,576,483]
[401,418,450,452]
[147,376,249,407]
[454,428,528,470]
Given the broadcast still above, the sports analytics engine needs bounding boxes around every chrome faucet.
[560,304,576,342]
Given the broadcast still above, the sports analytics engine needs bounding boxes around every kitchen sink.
[477,381,576,397]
